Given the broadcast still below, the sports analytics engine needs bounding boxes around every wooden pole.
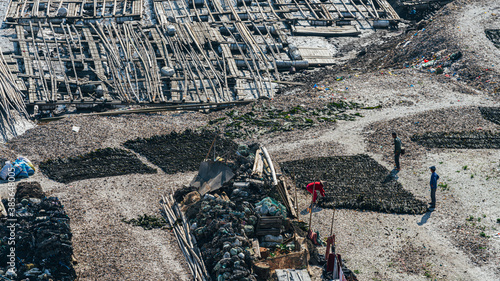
[330,208,335,237]
[308,183,316,231]
[205,133,218,161]
[294,175,298,219]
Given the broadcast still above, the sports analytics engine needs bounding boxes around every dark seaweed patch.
[281,155,427,214]
[122,214,168,230]
[209,101,362,139]
[479,107,500,125]
[485,29,500,49]
[123,130,238,174]
[411,131,500,149]
[40,148,157,183]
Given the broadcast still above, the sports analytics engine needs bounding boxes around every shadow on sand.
[417,210,434,225]
[381,169,400,184]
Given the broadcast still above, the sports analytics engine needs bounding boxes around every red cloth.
[306,182,325,203]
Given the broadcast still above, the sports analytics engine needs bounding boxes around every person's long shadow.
[417,210,433,225]
[382,169,399,184]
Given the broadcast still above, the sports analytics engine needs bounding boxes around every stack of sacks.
[0,156,35,180]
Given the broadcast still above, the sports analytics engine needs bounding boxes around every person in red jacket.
[306,181,326,206]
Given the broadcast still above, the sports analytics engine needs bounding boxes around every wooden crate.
[255,215,283,236]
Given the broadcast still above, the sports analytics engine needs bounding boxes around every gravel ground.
[6,112,206,163]
[1,1,500,280]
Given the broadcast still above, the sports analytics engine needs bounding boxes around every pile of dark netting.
[479,107,500,125]
[39,147,157,183]
[411,131,500,149]
[281,155,427,214]
[124,129,239,174]
[187,196,258,281]
[0,194,76,280]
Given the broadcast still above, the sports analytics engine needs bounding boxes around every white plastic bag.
[0,161,13,180]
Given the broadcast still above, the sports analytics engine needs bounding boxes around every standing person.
[429,166,440,211]
[392,132,402,170]
[306,181,326,208]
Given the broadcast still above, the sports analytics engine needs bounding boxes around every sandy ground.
[1,0,500,281]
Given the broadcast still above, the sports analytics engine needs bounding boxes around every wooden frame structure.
[1,0,401,110]
[4,0,143,23]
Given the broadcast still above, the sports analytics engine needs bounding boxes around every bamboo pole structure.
[161,194,209,281]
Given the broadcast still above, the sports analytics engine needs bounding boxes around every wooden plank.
[375,0,400,20]
[252,148,264,176]
[68,3,76,17]
[83,28,105,76]
[154,2,168,24]
[292,25,361,37]
[16,25,36,103]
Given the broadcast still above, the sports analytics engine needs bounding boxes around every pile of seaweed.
[39,148,157,183]
[208,101,363,139]
[479,107,500,125]
[0,192,76,280]
[124,130,238,174]
[281,155,427,214]
[122,214,168,230]
[411,131,500,149]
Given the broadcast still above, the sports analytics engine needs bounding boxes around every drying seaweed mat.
[281,155,427,214]
[40,147,157,183]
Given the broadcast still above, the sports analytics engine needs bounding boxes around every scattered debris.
[0,156,36,180]
[449,223,494,265]
[393,241,435,276]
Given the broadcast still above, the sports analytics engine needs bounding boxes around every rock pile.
[0,195,76,280]
[188,195,258,281]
